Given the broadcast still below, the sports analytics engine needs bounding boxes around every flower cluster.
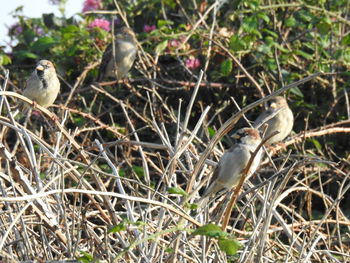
[33,25,44,36]
[143,25,156,33]
[8,23,43,37]
[185,57,200,70]
[82,0,102,13]
[167,36,189,51]
[167,39,180,49]
[9,23,23,36]
[88,19,110,31]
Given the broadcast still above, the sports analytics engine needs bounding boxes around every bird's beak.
[270,102,277,109]
[36,65,44,71]
[231,134,240,139]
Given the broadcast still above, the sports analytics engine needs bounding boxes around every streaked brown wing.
[97,43,113,81]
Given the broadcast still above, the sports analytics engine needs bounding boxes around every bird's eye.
[270,102,277,108]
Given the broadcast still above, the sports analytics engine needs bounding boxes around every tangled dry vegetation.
[0,69,349,262]
[1,1,350,263]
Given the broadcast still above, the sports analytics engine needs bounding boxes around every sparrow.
[23,60,60,108]
[200,128,263,202]
[97,27,137,81]
[253,96,294,145]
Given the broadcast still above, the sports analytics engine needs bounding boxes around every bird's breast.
[116,40,137,56]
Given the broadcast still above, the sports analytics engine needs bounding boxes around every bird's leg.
[275,142,287,151]
[49,113,59,123]
[31,100,38,108]
[121,77,130,86]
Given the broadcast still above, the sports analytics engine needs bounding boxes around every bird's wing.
[201,145,248,199]
[253,108,275,129]
[97,43,113,81]
[216,145,248,184]
[23,72,40,99]
[97,39,136,81]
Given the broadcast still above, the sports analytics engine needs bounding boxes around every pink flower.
[34,25,44,36]
[179,36,186,43]
[88,19,110,31]
[143,25,156,33]
[168,39,180,49]
[185,57,200,70]
[82,0,102,12]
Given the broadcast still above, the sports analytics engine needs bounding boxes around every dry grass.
[0,66,349,263]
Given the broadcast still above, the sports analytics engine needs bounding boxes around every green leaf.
[295,50,313,60]
[261,29,278,39]
[32,37,56,52]
[296,10,313,23]
[257,43,272,55]
[220,59,233,76]
[310,138,322,151]
[77,251,94,262]
[23,30,36,45]
[265,58,277,71]
[245,0,259,9]
[34,144,40,152]
[241,34,256,49]
[163,0,176,8]
[185,203,199,210]
[62,25,79,40]
[0,54,11,65]
[265,36,275,46]
[155,40,168,54]
[257,12,270,23]
[108,222,127,233]
[289,87,304,97]
[157,20,173,28]
[285,16,297,27]
[207,126,216,137]
[14,50,39,59]
[316,17,332,35]
[168,187,188,196]
[229,35,245,52]
[40,172,46,180]
[62,24,79,34]
[274,43,289,53]
[72,116,86,127]
[242,16,258,34]
[165,248,174,253]
[342,34,350,46]
[132,165,144,178]
[193,224,228,238]
[218,237,241,256]
[135,220,146,227]
[250,29,262,38]
[303,42,316,51]
[119,168,125,177]
[99,164,112,173]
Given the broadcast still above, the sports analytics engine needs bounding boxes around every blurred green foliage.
[6,0,350,89]
[193,223,242,256]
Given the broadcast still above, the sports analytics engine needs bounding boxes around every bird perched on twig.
[253,96,294,145]
[199,128,263,204]
[23,59,60,108]
[97,26,137,82]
